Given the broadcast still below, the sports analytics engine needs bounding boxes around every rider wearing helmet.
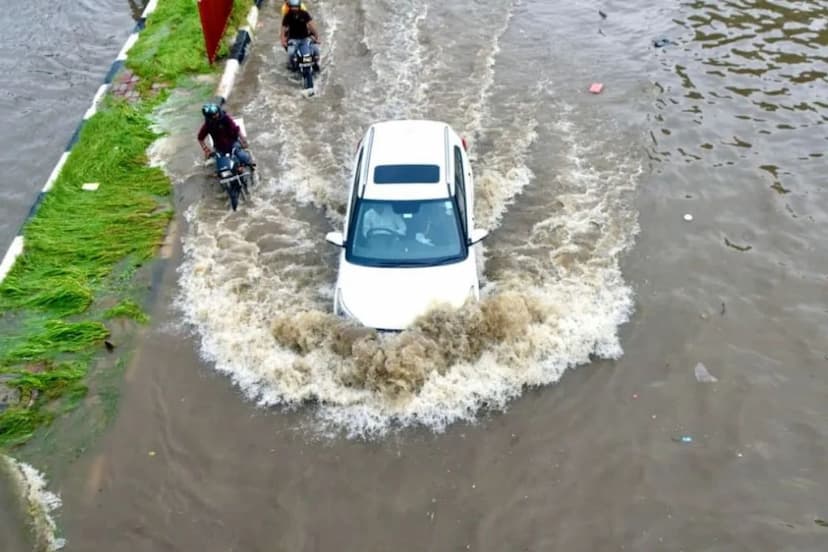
[197,102,253,167]
[280,0,321,70]
[280,0,306,17]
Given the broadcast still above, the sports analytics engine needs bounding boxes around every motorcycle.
[212,147,253,211]
[287,38,320,93]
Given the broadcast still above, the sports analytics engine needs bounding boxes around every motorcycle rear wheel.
[302,67,314,90]
[228,181,241,211]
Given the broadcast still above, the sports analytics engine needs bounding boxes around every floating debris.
[81,182,100,192]
[724,237,752,251]
[589,82,604,94]
[770,181,791,194]
[672,435,694,443]
[694,362,718,383]
[654,38,673,48]
[683,213,693,221]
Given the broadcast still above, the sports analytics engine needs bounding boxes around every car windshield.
[346,198,466,267]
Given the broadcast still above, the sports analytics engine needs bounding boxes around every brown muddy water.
[0,467,31,551]
[5,0,828,550]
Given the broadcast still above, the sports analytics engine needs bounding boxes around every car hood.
[338,259,477,330]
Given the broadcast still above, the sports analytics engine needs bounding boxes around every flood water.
[0,465,31,552]
[3,0,828,550]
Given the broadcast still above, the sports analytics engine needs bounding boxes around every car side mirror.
[325,231,345,247]
[467,228,489,245]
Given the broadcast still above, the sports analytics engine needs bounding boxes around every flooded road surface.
[45,0,828,549]
[0,465,31,551]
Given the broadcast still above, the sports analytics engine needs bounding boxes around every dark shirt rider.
[282,10,314,40]
[280,0,321,66]
[197,103,252,166]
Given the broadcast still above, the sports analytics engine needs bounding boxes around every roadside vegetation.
[0,0,252,451]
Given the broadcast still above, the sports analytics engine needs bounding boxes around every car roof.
[361,120,454,201]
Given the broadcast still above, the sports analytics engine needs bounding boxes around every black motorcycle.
[288,38,319,92]
[213,147,253,211]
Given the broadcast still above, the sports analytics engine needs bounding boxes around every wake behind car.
[325,120,489,331]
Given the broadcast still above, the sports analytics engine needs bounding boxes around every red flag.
[197,0,234,64]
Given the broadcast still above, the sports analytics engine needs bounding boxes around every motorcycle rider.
[197,102,253,168]
[280,0,321,71]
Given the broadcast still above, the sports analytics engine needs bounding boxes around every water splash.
[171,1,642,438]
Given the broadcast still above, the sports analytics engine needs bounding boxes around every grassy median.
[0,0,253,451]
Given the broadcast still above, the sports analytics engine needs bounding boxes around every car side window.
[453,146,467,232]
[347,148,364,235]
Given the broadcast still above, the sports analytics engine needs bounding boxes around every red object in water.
[589,82,604,94]
[198,0,234,64]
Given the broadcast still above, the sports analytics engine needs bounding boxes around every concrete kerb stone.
[216,0,264,103]
[0,0,264,287]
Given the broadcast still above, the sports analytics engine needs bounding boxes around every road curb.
[216,0,264,102]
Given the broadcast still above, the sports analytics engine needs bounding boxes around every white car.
[325,120,489,331]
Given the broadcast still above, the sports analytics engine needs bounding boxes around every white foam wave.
[473,83,542,230]
[461,0,521,144]
[361,0,429,119]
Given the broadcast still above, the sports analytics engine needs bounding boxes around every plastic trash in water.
[589,83,604,94]
[695,362,718,383]
[683,213,694,221]
[672,435,693,443]
[654,38,673,48]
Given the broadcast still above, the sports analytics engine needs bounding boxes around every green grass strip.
[3,321,109,363]
[103,300,149,324]
[0,0,257,451]
[0,408,47,449]
[3,362,86,400]
[128,0,254,84]
[0,101,171,318]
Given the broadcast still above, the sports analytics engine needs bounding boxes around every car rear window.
[374,164,440,184]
